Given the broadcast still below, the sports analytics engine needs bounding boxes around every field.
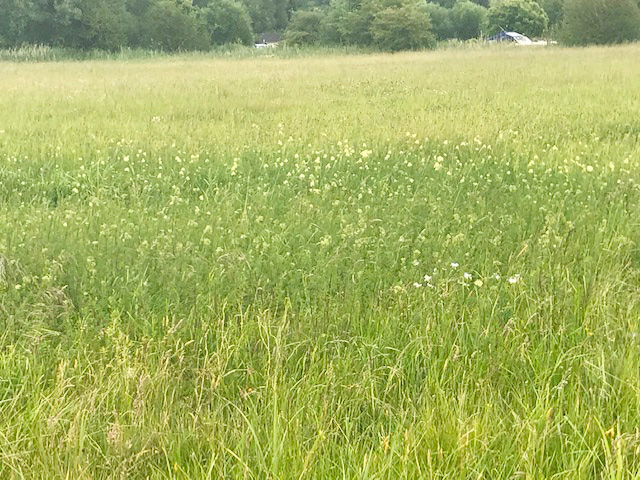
[1,45,640,478]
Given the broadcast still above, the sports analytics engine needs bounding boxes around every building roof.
[487,31,533,44]
[256,33,283,44]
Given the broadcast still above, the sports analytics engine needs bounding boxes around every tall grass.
[1,45,640,478]
[0,44,382,63]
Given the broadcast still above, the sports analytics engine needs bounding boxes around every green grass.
[1,44,640,479]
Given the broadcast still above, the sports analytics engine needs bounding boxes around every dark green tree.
[450,0,487,39]
[19,0,81,46]
[200,0,254,45]
[136,0,209,50]
[0,0,29,46]
[283,10,324,44]
[273,0,288,29]
[537,0,564,28]
[318,0,350,44]
[241,0,277,33]
[63,0,131,50]
[341,0,379,45]
[371,2,435,50]
[487,0,548,36]
[424,2,454,40]
[562,0,640,45]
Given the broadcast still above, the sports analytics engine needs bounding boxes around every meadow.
[1,44,640,479]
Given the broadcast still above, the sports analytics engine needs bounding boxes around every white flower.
[508,274,522,285]
[463,272,472,280]
[423,274,432,282]
[451,262,459,269]
[474,279,483,287]
[413,282,422,288]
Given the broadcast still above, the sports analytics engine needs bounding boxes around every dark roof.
[256,33,283,43]
[487,31,531,43]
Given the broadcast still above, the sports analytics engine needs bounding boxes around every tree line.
[1,0,639,52]
[284,0,640,50]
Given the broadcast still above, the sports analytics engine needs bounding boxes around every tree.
[200,0,254,45]
[283,10,324,44]
[562,0,640,45]
[424,2,454,40]
[241,0,277,33]
[136,0,209,50]
[319,0,350,44]
[371,2,436,50]
[487,0,548,37]
[341,0,378,45]
[62,0,132,50]
[537,0,564,28]
[450,0,488,40]
[273,0,288,30]
[18,0,82,46]
[0,0,29,47]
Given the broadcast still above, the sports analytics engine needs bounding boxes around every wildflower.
[508,274,522,285]
[474,279,483,287]
[463,272,472,280]
[451,262,459,269]
[423,274,432,282]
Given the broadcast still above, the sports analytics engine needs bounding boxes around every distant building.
[255,33,282,48]
[487,31,533,45]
